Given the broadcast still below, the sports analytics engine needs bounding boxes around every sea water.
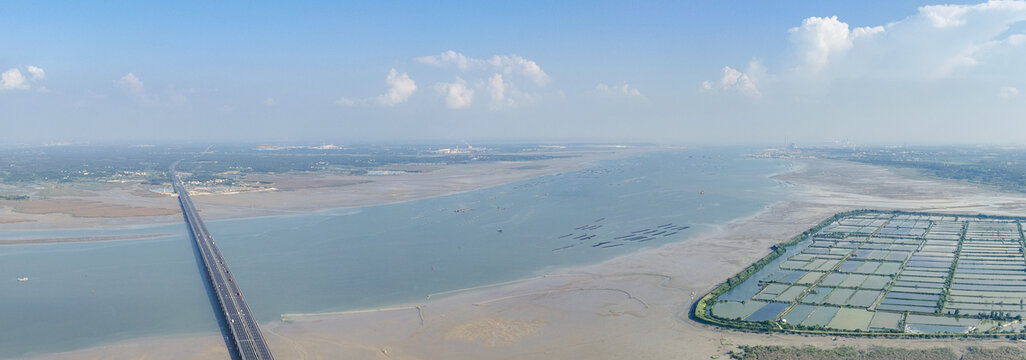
[0,147,788,358]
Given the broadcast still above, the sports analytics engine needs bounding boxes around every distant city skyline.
[2,0,1024,145]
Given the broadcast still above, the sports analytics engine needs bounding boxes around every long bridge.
[171,163,274,360]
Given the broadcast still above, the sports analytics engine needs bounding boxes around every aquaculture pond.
[706,211,1026,334]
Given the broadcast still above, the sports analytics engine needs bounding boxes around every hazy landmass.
[762,146,1026,194]
[0,144,645,230]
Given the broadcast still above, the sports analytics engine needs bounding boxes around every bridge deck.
[172,166,273,360]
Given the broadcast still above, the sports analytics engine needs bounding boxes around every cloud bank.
[337,68,417,107]
[416,50,550,86]
[416,50,554,110]
[1,66,46,91]
[438,78,474,109]
[114,73,146,95]
[787,16,883,74]
[701,61,764,98]
[704,0,1026,96]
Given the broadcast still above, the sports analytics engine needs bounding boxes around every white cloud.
[416,50,550,86]
[921,5,971,27]
[488,74,506,101]
[415,50,471,69]
[416,51,555,109]
[25,66,45,80]
[596,83,643,98]
[1000,86,1019,98]
[378,68,417,106]
[911,3,1026,77]
[336,68,417,107]
[114,73,146,96]
[920,1,1026,28]
[1009,34,1026,45]
[264,98,277,105]
[488,54,550,86]
[701,61,762,98]
[2,65,47,91]
[936,51,980,77]
[706,1,1026,101]
[112,73,191,106]
[438,78,474,109]
[1,69,29,90]
[486,73,515,109]
[788,16,883,73]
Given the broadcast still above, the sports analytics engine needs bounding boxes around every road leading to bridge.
[171,163,274,360]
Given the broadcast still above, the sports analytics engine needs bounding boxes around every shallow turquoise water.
[0,148,788,358]
[0,231,217,358]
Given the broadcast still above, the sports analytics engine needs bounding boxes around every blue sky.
[2,0,1023,145]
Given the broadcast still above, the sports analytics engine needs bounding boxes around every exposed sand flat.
[0,149,637,230]
[188,149,639,221]
[19,334,229,360]
[776,159,1026,216]
[0,217,31,224]
[19,158,1026,360]
[7,199,180,218]
[0,183,183,230]
[0,233,170,246]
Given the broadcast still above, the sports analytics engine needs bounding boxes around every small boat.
[17,277,29,282]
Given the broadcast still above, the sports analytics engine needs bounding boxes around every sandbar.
[0,148,641,230]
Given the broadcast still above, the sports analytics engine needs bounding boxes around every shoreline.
[3,147,657,359]
[252,158,1026,359]
[15,152,792,360]
[289,159,797,317]
[0,148,646,231]
[21,156,1026,359]
[0,233,171,246]
[187,148,650,222]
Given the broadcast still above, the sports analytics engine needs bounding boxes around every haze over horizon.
[3,1,1025,145]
